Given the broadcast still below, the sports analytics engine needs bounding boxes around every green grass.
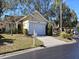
[0,34,43,54]
[55,36,73,42]
[77,27,79,32]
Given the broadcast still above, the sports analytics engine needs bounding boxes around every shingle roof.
[5,16,24,22]
[16,10,48,23]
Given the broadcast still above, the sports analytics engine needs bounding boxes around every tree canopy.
[0,0,78,28]
[51,2,78,28]
[0,0,3,16]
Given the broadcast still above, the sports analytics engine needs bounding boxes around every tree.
[62,4,77,28]
[0,0,15,16]
[1,0,52,16]
[51,2,78,32]
[54,0,63,32]
[46,23,52,36]
[0,0,3,16]
[1,0,78,27]
[69,10,77,27]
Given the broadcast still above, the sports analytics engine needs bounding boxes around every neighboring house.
[4,16,23,33]
[16,11,47,35]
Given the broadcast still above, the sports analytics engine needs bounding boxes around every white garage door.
[29,22,46,35]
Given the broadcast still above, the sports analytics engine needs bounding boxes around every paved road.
[4,40,79,59]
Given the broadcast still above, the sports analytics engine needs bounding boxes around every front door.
[18,24,23,33]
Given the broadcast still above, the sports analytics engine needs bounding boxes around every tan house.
[4,16,23,33]
[16,11,47,35]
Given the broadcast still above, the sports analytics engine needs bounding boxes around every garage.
[29,21,46,35]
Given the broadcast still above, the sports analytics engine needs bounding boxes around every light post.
[32,21,37,47]
[32,29,37,47]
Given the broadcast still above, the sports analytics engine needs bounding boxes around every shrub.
[66,29,71,33]
[77,27,79,32]
[23,29,28,35]
[12,28,17,34]
[46,23,52,36]
[60,32,72,38]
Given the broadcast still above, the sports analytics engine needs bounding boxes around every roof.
[16,10,48,23]
[5,16,24,22]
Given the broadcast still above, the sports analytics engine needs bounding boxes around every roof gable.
[17,11,47,23]
[31,11,47,22]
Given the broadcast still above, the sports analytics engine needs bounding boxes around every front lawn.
[0,34,43,54]
[55,36,73,42]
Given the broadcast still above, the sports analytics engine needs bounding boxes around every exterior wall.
[23,20,29,30]
[5,22,16,33]
[5,23,10,32]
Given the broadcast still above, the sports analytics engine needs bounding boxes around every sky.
[2,0,79,20]
[66,0,79,20]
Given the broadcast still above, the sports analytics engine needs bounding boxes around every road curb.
[0,47,44,59]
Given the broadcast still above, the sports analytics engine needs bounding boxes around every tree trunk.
[59,0,62,32]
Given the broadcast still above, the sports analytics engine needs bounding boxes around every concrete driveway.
[36,36,67,47]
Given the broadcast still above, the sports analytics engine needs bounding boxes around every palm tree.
[54,0,63,32]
